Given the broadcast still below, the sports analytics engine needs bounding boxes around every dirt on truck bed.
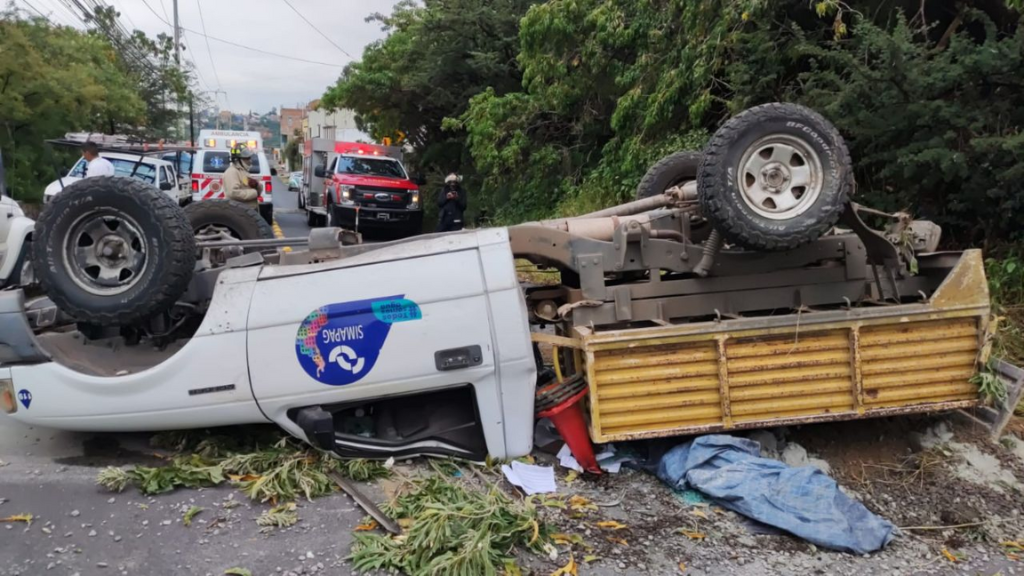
[516,415,1024,576]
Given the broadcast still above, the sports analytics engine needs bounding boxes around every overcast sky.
[17,0,402,112]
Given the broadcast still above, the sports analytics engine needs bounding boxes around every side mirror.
[270,168,278,177]
[314,166,326,178]
[414,175,427,186]
[159,182,174,191]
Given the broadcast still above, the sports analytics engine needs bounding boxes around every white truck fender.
[0,213,34,286]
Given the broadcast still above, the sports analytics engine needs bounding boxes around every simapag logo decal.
[18,389,31,409]
[295,295,422,386]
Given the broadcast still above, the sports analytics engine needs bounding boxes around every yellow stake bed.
[568,251,997,443]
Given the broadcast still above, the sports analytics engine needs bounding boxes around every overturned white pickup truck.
[2,104,1020,462]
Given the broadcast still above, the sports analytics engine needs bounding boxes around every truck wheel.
[698,103,853,251]
[636,151,702,200]
[184,199,274,240]
[32,177,196,325]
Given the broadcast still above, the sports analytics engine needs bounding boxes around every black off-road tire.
[636,151,702,200]
[184,199,274,240]
[698,103,853,252]
[32,177,196,325]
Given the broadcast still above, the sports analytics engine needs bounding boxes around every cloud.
[43,0,401,112]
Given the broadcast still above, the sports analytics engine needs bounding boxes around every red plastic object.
[537,387,601,474]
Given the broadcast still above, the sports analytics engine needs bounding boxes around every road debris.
[183,505,203,526]
[502,461,557,495]
[347,472,547,575]
[328,471,400,535]
[257,503,298,528]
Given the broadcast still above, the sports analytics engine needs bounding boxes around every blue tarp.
[655,435,895,554]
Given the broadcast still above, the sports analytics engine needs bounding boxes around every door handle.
[434,345,483,371]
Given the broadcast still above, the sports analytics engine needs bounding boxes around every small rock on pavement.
[107,497,116,504]
[306,551,315,559]
[97,562,109,568]
[70,510,80,517]
[88,530,97,537]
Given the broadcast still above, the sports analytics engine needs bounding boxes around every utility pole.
[173,0,181,65]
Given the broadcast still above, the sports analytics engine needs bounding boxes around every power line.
[182,27,345,67]
[279,0,353,60]
[38,0,80,26]
[194,0,223,92]
[135,0,343,69]
[19,0,51,20]
[157,0,170,22]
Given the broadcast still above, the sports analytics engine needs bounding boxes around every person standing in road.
[81,142,115,178]
[223,147,262,209]
[436,173,467,232]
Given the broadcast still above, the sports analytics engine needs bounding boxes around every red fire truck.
[299,140,423,237]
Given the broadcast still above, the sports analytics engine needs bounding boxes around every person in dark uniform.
[436,172,467,232]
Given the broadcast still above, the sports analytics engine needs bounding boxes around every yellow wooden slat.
[731,391,854,416]
[729,379,852,402]
[726,333,849,359]
[859,337,977,361]
[729,364,852,387]
[858,323,976,346]
[597,376,720,399]
[859,352,976,376]
[601,417,723,437]
[864,394,978,411]
[596,361,719,385]
[600,404,722,428]
[727,349,850,373]
[862,367,976,390]
[600,390,721,414]
[593,348,717,371]
[863,382,978,404]
[732,405,857,423]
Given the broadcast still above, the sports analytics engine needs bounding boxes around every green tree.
[320,0,540,226]
[457,0,1024,242]
[0,10,144,202]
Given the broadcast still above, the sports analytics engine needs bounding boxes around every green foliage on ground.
[96,428,390,513]
[0,8,203,204]
[324,0,1024,241]
[348,474,546,576]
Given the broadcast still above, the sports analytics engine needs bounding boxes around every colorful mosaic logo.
[294,296,422,386]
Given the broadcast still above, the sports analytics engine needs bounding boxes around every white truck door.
[246,237,513,454]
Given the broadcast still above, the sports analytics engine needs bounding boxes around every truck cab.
[303,141,422,238]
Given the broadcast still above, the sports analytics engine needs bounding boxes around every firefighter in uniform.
[223,147,261,209]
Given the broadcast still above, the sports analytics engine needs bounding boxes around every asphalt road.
[271,174,312,239]
[0,172,364,576]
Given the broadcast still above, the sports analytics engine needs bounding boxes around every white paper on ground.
[557,443,584,472]
[501,461,557,495]
[557,442,627,473]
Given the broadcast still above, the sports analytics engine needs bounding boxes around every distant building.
[304,104,365,142]
[280,107,304,146]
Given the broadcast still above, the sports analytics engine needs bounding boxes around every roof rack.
[46,134,197,155]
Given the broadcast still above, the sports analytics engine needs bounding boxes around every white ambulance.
[191,130,275,224]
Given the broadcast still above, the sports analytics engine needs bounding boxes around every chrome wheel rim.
[737,134,823,220]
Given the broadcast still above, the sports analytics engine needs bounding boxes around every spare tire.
[32,176,196,325]
[636,151,702,200]
[184,199,274,240]
[698,103,853,251]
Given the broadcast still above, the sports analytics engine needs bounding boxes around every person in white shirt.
[81,142,115,178]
